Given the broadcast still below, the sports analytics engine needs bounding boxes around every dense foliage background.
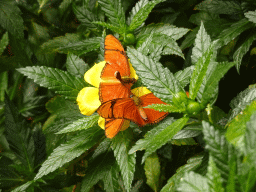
[1,0,256,191]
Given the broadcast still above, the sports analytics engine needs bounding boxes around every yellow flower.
[77,60,143,130]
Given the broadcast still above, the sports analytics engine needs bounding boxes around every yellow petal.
[98,117,105,129]
[129,60,138,80]
[77,87,101,115]
[84,61,106,88]
[131,87,151,97]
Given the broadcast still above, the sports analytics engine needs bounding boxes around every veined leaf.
[161,155,203,192]
[172,129,201,140]
[145,103,186,113]
[200,62,235,106]
[244,10,256,24]
[98,0,126,33]
[34,127,104,180]
[112,130,136,192]
[56,114,99,134]
[137,23,189,41]
[233,33,256,72]
[0,0,24,39]
[177,171,210,192]
[189,45,214,100]
[59,0,72,16]
[207,156,224,192]
[128,0,165,32]
[127,47,183,102]
[180,26,199,50]
[229,85,256,121]
[66,53,89,78]
[191,22,211,65]
[0,32,8,55]
[244,113,256,156]
[144,152,160,192]
[11,180,34,192]
[4,93,35,172]
[226,100,256,148]
[103,162,122,192]
[17,66,87,100]
[195,0,241,15]
[174,66,194,88]
[81,153,116,192]
[93,21,121,34]
[203,121,236,185]
[171,138,197,146]
[127,0,149,26]
[0,71,8,102]
[216,18,253,49]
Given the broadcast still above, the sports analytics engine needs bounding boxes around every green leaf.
[34,126,104,180]
[80,152,116,192]
[128,0,165,32]
[226,100,256,148]
[141,117,189,163]
[207,156,224,192]
[17,66,87,100]
[195,0,241,15]
[127,47,183,102]
[229,85,256,121]
[144,152,160,192]
[189,45,214,100]
[98,0,126,33]
[174,66,194,88]
[0,71,8,102]
[161,155,203,192]
[180,27,199,50]
[93,21,121,34]
[4,93,35,172]
[111,130,136,192]
[137,23,189,41]
[0,0,24,39]
[56,114,99,134]
[200,61,235,106]
[145,103,186,113]
[203,121,236,185]
[191,22,211,65]
[66,53,89,78]
[225,156,237,192]
[172,129,201,139]
[102,162,122,192]
[0,32,8,55]
[177,171,210,192]
[11,180,34,192]
[59,0,72,16]
[244,10,256,24]
[244,112,256,157]
[171,138,197,146]
[216,18,253,49]
[233,33,256,72]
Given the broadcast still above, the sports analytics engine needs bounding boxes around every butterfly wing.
[105,119,130,138]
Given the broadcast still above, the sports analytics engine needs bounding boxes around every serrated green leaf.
[172,129,201,139]
[225,156,237,192]
[200,62,235,106]
[189,45,213,100]
[137,23,189,41]
[203,121,236,185]
[229,85,256,121]
[81,153,116,192]
[59,0,72,16]
[0,0,24,39]
[4,93,35,172]
[195,0,241,15]
[129,117,175,153]
[98,0,126,33]
[128,0,165,32]
[127,47,183,102]
[180,27,199,50]
[216,18,253,49]
[161,155,203,192]
[171,138,197,146]
[144,152,160,192]
[56,114,99,134]
[245,10,256,24]
[162,36,184,59]
[93,21,121,34]
[0,32,8,55]
[34,127,104,180]
[11,180,34,192]
[145,103,186,113]
[244,112,256,157]
[17,66,87,100]
[111,130,136,192]
[191,22,211,65]
[226,100,256,148]
[177,171,210,192]
[66,53,89,78]
[174,66,194,88]
[141,117,189,163]
[207,156,224,192]
[103,162,122,192]
[233,33,256,72]
[0,71,8,102]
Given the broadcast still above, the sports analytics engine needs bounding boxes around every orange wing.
[104,119,126,138]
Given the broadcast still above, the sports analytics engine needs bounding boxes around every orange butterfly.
[99,35,168,138]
